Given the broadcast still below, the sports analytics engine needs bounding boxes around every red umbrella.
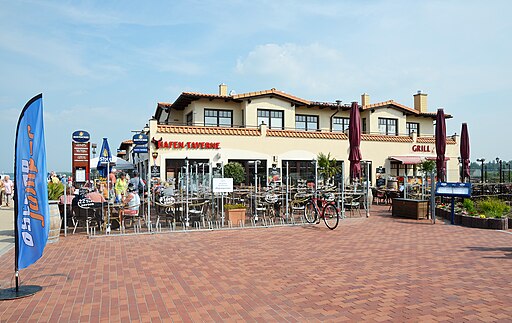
[348,101,362,182]
[460,123,470,182]
[435,108,447,182]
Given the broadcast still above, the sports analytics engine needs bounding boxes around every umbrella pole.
[107,160,111,234]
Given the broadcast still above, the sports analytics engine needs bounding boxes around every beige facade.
[137,86,459,185]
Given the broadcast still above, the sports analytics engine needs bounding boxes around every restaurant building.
[122,84,459,187]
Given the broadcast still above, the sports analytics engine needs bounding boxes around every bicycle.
[303,192,340,230]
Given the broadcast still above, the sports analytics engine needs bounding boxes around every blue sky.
[1,0,511,172]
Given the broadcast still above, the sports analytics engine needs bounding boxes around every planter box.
[487,218,508,230]
[225,209,246,226]
[459,215,507,230]
[392,199,428,219]
[461,215,474,227]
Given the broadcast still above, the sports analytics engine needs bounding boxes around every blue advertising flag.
[96,138,112,178]
[14,94,49,270]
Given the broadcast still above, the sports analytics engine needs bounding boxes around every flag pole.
[0,93,44,300]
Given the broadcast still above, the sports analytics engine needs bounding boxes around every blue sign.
[133,146,148,153]
[435,182,472,198]
[97,138,112,178]
[132,133,148,145]
[72,130,90,142]
[15,93,50,270]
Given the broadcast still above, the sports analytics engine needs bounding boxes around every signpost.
[435,182,472,224]
[72,130,91,185]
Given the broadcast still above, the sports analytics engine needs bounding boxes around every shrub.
[224,203,246,210]
[477,198,510,218]
[47,181,64,200]
[223,162,246,185]
[462,199,476,213]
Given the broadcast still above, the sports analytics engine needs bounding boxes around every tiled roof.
[267,129,348,140]
[361,134,413,142]
[362,100,453,118]
[121,140,133,145]
[233,88,311,105]
[157,125,261,136]
[417,137,457,144]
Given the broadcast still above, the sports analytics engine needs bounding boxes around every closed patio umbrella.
[435,109,447,182]
[348,101,362,182]
[460,123,470,182]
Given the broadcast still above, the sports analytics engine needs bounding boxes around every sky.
[1,0,511,173]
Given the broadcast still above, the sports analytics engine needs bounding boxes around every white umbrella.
[90,156,134,170]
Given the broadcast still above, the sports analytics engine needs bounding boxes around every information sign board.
[212,178,233,193]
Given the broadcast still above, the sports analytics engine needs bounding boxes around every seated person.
[161,182,174,197]
[86,186,106,203]
[59,186,75,206]
[122,183,140,216]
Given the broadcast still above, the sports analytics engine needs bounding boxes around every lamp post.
[508,162,511,183]
[496,157,503,193]
[249,160,261,221]
[476,158,485,195]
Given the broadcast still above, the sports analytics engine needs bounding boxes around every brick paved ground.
[0,205,511,322]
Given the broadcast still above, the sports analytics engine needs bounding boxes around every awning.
[389,156,423,165]
[389,156,450,165]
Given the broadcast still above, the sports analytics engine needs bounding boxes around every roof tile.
[157,125,261,136]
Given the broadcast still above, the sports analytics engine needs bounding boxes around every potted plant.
[47,180,65,243]
[223,162,246,186]
[224,203,246,226]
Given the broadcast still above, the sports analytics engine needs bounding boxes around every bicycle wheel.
[322,203,339,230]
[304,201,317,224]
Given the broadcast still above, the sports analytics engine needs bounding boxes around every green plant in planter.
[47,181,64,200]
[477,197,510,218]
[223,162,246,185]
[224,203,246,210]
[462,199,476,213]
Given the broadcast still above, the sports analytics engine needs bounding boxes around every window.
[186,112,193,126]
[296,115,319,131]
[378,118,398,135]
[204,109,233,127]
[332,117,349,132]
[406,122,419,136]
[362,118,367,134]
[257,109,284,129]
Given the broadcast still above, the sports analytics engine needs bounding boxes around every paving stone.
[0,205,511,321]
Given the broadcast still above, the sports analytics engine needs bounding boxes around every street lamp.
[91,143,97,157]
[476,158,485,195]
[249,160,261,221]
[476,158,485,183]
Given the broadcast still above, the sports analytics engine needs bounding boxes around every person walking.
[0,178,4,206]
[2,175,14,207]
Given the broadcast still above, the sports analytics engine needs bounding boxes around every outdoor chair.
[372,188,386,205]
[122,203,142,231]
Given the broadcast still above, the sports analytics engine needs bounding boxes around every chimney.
[219,83,228,96]
[361,93,370,106]
[413,90,428,113]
